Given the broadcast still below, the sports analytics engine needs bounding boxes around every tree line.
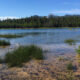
[0,15,80,28]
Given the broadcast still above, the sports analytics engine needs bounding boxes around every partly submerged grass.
[64,39,76,46]
[0,34,24,38]
[5,45,43,67]
[0,40,10,46]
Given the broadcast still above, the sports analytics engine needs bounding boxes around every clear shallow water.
[0,28,80,45]
[0,28,80,57]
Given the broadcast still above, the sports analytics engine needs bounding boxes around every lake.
[0,28,80,58]
[0,28,80,45]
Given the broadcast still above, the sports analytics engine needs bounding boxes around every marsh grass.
[76,46,80,63]
[0,40,10,46]
[58,56,65,61]
[0,34,24,38]
[0,58,4,63]
[5,45,43,67]
[64,39,76,46]
[67,62,73,70]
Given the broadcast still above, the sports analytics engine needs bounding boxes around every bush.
[5,45,43,67]
[0,40,10,46]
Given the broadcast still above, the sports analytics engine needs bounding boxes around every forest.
[0,15,80,28]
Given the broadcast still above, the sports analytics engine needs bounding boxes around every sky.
[0,0,80,19]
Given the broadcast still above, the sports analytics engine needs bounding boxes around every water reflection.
[0,28,80,45]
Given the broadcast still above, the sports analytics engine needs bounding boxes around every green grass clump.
[0,34,24,38]
[5,45,43,67]
[76,46,80,63]
[76,46,80,54]
[0,40,10,46]
[0,58,4,63]
[58,56,65,61]
[64,39,76,46]
[67,62,73,70]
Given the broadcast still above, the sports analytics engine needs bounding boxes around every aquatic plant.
[5,45,43,67]
[0,34,24,38]
[64,39,76,46]
[0,40,10,46]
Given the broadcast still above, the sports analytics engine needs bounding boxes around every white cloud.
[0,16,19,20]
[52,9,80,14]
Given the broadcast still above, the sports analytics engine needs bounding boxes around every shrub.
[5,45,43,67]
[0,40,10,46]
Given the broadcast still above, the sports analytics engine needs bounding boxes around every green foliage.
[64,39,76,45]
[5,45,43,67]
[0,40,10,46]
[0,15,80,28]
[67,62,73,70]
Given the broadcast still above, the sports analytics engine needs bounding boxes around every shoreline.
[0,27,80,29]
[0,43,78,58]
[0,51,78,80]
[0,44,79,80]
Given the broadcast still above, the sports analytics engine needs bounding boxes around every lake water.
[0,28,80,57]
[0,28,80,45]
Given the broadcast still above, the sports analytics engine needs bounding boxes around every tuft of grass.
[0,40,10,46]
[76,46,80,63]
[0,34,24,38]
[5,45,43,67]
[67,62,73,70]
[64,39,76,46]
[76,46,80,54]
[58,56,65,61]
[0,58,4,63]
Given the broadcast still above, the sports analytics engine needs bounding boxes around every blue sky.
[0,0,80,19]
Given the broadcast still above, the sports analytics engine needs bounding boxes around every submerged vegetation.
[64,39,76,45]
[0,15,80,28]
[0,34,25,38]
[5,45,43,67]
[0,40,10,46]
